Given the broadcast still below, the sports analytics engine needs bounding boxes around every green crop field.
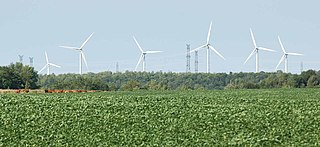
[1,89,320,146]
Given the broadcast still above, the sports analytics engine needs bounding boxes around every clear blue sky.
[1,0,319,74]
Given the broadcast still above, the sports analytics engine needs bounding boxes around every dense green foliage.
[1,89,320,145]
[0,63,38,89]
[1,62,320,90]
[38,70,320,90]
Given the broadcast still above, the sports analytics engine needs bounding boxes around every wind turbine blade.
[209,45,226,60]
[287,52,303,56]
[190,45,206,53]
[244,48,256,64]
[133,36,144,53]
[275,55,285,70]
[49,63,61,68]
[135,54,143,71]
[59,46,80,50]
[80,32,94,49]
[206,21,213,45]
[145,51,162,54]
[278,36,286,53]
[81,51,89,71]
[258,47,276,52]
[38,65,47,74]
[250,28,257,48]
[45,51,49,64]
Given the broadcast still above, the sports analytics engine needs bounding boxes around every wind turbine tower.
[275,36,303,73]
[38,51,61,75]
[133,36,162,72]
[195,50,198,73]
[190,21,226,73]
[244,28,275,73]
[60,33,94,75]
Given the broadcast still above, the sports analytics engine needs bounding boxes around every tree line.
[1,62,320,90]
[38,69,320,91]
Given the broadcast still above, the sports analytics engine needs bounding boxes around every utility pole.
[18,55,23,63]
[195,51,198,73]
[186,44,191,73]
[29,57,34,67]
[116,62,119,73]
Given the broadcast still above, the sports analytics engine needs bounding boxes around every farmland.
[1,89,320,146]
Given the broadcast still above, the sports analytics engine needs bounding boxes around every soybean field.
[1,89,320,146]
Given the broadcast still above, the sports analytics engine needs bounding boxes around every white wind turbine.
[244,28,276,73]
[133,36,162,72]
[59,33,94,75]
[275,36,303,73]
[190,21,225,73]
[38,51,61,75]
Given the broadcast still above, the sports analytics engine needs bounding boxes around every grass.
[1,89,320,146]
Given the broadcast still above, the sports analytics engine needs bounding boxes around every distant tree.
[121,80,140,91]
[300,70,317,86]
[307,75,320,88]
[108,83,118,91]
[147,80,160,90]
[194,84,205,90]
[84,77,109,90]
[286,75,299,88]
[0,63,38,89]
[179,79,193,90]
[0,66,19,89]
[20,65,39,89]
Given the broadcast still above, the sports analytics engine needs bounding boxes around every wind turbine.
[133,36,162,72]
[244,28,276,73]
[38,51,61,75]
[59,32,94,75]
[275,36,303,73]
[190,21,225,73]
